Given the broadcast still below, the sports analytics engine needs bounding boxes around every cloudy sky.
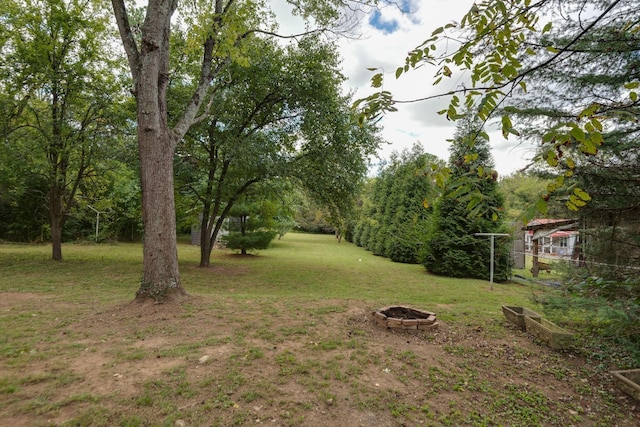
[273,0,537,177]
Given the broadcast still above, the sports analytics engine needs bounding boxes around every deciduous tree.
[110,0,381,301]
[0,0,122,259]
[174,34,378,266]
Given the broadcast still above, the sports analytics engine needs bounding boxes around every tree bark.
[49,183,63,261]
[199,207,213,268]
[136,124,185,301]
[111,0,187,302]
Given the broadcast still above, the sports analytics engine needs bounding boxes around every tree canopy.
[173,33,379,266]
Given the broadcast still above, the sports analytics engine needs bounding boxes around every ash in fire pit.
[372,305,438,331]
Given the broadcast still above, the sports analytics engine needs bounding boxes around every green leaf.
[502,64,517,78]
[591,118,603,131]
[466,194,482,212]
[578,103,599,119]
[590,132,603,146]
[569,126,585,142]
[567,201,578,212]
[581,138,597,155]
[569,195,586,207]
[501,115,513,130]
[542,132,556,143]
[546,46,559,53]
[545,150,558,166]
[624,81,639,89]
[431,26,444,36]
[542,22,552,33]
[535,198,548,215]
[395,67,403,79]
[371,73,383,88]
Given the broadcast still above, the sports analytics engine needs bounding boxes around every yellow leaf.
[574,188,591,201]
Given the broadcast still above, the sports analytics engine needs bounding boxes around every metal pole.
[474,233,510,290]
[95,211,100,242]
[87,205,104,243]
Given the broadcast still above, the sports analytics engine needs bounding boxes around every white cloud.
[272,0,536,177]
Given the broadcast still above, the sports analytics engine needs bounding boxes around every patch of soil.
[0,292,52,307]
[1,293,639,426]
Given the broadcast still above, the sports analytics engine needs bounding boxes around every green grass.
[0,233,636,426]
[0,234,540,318]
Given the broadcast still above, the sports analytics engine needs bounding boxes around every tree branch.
[110,0,141,89]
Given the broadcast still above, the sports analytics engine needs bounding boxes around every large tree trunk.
[132,0,186,302]
[112,0,220,300]
[136,124,186,301]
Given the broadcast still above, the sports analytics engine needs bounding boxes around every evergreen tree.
[422,114,511,281]
[352,143,442,263]
[222,192,278,256]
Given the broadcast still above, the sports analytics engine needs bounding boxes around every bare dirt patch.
[1,293,639,426]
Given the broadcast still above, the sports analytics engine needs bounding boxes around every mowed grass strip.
[181,232,540,322]
[1,232,539,315]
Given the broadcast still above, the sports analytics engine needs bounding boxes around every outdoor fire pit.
[372,305,438,331]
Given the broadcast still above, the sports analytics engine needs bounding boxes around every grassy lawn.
[0,233,638,426]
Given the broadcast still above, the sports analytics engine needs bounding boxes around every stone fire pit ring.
[372,305,438,331]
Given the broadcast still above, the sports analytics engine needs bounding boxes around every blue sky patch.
[369,10,399,34]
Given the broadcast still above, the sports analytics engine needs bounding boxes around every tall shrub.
[352,143,442,263]
[422,114,511,280]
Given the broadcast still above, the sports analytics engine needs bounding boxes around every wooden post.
[532,238,539,278]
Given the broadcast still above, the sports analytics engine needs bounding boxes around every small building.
[524,225,579,258]
[190,215,229,246]
[523,219,580,277]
